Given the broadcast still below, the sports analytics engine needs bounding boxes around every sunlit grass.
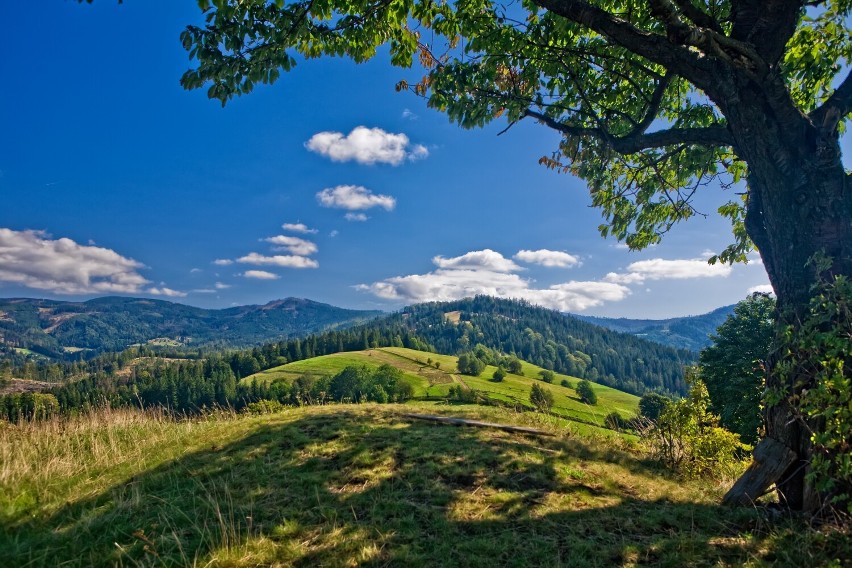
[2,404,848,566]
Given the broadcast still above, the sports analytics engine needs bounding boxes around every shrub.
[645,370,750,479]
[604,411,632,431]
[530,383,554,413]
[576,380,597,405]
[538,369,555,383]
[244,399,285,414]
[492,367,506,382]
[639,392,671,421]
[560,379,572,389]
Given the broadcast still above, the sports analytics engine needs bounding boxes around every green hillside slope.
[246,347,639,430]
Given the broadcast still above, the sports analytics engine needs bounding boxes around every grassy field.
[1,404,848,566]
[245,347,640,429]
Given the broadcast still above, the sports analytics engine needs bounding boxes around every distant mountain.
[363,296,695,395]
[573,305,735,351]
[0,297,382,359]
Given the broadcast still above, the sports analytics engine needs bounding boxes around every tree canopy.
[177,0,852,511]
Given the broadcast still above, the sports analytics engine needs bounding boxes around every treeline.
[371,297,693,395]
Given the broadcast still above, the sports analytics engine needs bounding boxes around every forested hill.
[573,305,735,351]
[369,297,694,395]
[0,297,382,360]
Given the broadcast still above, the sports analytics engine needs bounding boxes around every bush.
[447,385,481,404]
[639,392,670,421]
[492,367,506,382]
[604,411,632,431]
[576,380,597,405]
[244,399,286,414]
[644,370,750,479]
[560,378,572,389]
[530,383,554,412]
[538,369,555,383]
[457,353,486,376]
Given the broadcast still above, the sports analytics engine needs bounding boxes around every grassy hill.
[2,404,847,566]
[0,296,382,359]
[246,347,640,431]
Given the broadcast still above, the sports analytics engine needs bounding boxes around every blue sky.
[0,1,797,318]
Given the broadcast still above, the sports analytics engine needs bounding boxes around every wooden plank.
[722,437,799,506]
[399,413,557,437]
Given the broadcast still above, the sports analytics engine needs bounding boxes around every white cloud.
[356,248,629,311]
[192,289,216,294]
[514,249,580,268]
[213,259,233,266]
[358,268,629,312]
[317,185,396,211]
[263,235,318,256]
[0,228,150,294]
[148,286,187,298]
[345,213,369,222]
[605,258,733,284]
[214,282,231,290]
[748,284,774,295]
[329,230,339,238]
[242,270,280,280]
[282,222,318,234]
[237,252,319,269]
[433,249,522,273]
[402,108,418,120]
[189,268,202,274]
[305,126,428,165]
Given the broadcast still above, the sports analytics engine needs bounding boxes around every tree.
[639,392,672,422]
[538,369,555,384]
[181,1,851,511]
[492,367,506,382]
[700,293,775,445]
[576,380,598,405]
[530,383,554,412]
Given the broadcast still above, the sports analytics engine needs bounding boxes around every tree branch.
[671,0,723,33]
[523,109,734,153]
[530,0,713,89]
[730,0,803,65]
[810,69,852,133]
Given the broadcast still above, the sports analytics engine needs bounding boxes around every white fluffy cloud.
[305,126,428,165]
[281,222,318,234]
[263,235,318,256]
[0,228,151,294]
[433,249,522,273]
[345,213,369,222]
[514,249,580,268]
[213,259,233,266]
[605,258,733,284]
[317,185,396,211]
[237,252,319,269]
[215,282,231,290]
[242,270,280,280]
[148,286,187,298]
[356,248,629,311]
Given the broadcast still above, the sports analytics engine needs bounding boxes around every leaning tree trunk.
[714,69,852,511]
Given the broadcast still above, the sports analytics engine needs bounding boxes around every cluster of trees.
[382,297,693,395]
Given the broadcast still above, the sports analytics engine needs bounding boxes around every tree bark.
[706,65,852,511]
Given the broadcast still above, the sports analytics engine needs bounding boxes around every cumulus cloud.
[242,270,280,280]
[345,213,368,222]
[282,222,318,234]
[748,284,774,295]
[148,286,187,298]
[358,269,629,312]
[213,259,233,266]
[317,185,396,211]
[215,282,231,290]
[263,235,318,256]
[0,228,151,294]
[237,252,319,269]
[514,249,580,268]
[433,249,522,273]
[305,126,428,165]
[604,258,733,284]
[356,248,629,311]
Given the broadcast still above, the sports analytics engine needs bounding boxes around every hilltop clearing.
[2,404,848,566]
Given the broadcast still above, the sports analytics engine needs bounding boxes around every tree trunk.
[711,68,852,511]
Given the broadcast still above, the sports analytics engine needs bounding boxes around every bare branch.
[523,109,734,153]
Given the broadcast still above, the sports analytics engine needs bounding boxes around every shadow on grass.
[2,408,839,566]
